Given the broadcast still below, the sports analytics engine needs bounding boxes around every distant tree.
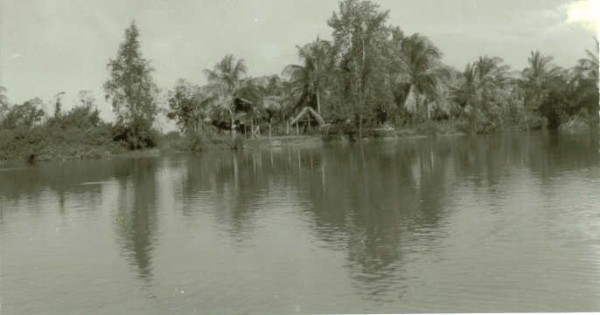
[104,21,158,149]
[0,86,9,121]
[538,68,574,130]
[203,54,248,137]
[283,37,333,115]
[46,91,66,127]
[77,90,96,109]
[55,90,101,129]
[235,75,289,136]
[167,79,211,134]
[397,33,449,121]
[575,39,599,83]
[452,56,514,132]
[519,50,598,130]
[328,0,392,137]
[1,97,45,129]
[573,40,599,122]
[0,86,7,107]
[520,51,559,110]
[54,91,65,119]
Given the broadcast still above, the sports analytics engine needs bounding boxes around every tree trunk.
[230,110,236,139]
[316,90,321,115]
[269,120,272,139]
[415,93,420,122]
[358,113,363,140]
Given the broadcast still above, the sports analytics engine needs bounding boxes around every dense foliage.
[165,0,597,137]
[104,22,159,149]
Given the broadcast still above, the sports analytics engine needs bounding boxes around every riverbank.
[0,128,442,163]
[0,119,594,164]
[0,127,125,163]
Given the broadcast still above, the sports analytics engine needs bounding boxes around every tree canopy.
[104,21,159,148]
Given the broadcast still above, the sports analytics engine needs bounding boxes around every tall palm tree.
[398,33,449,120]
[521,50,558,109]
[283,37,332,115]
[203,54,247,136]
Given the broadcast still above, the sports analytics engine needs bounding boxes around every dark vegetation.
[0,0,598,162]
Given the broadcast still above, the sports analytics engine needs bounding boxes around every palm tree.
[398,34,449,120]
[235,75,285,137]
[0,86,9,121]
[451,56,513,132]
[0,86,7,106]
[575,39,599,82]
[203,55,247,137]
[283,37,332,115]
[521,50,559,109]
[574,40,599,120]
[453,63,478,109]
[474,56,510,88]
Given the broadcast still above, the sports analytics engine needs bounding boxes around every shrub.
[111,122,158,150]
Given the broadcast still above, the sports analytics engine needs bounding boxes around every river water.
[1,132,599,314]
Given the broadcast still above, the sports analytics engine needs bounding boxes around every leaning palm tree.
[283,37,332,115]
[574,39,599,119]
[203,55,247,137]
[398,33,449,120]
[575,39,599,82]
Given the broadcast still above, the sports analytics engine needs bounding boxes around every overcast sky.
[0,0,597,122]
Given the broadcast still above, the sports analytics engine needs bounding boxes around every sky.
[0,0,598,124]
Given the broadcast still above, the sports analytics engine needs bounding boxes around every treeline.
[166,0,598,138]
[1,0,598,160]
[0,89,120,161]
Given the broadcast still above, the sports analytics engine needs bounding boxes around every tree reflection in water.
[114,158,159,282]
[172,132,599,303]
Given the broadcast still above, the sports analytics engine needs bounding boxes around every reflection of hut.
[290,106,325,134]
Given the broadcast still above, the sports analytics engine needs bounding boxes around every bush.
[0,125,122,162]
[111,123,158,150]
[1,99,45,129]
[47,106,101,129]
[559,109,594,132]
[159,126,242,152]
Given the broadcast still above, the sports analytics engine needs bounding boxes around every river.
[1,132,599,314]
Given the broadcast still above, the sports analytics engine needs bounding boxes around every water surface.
[1,132,600,314]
